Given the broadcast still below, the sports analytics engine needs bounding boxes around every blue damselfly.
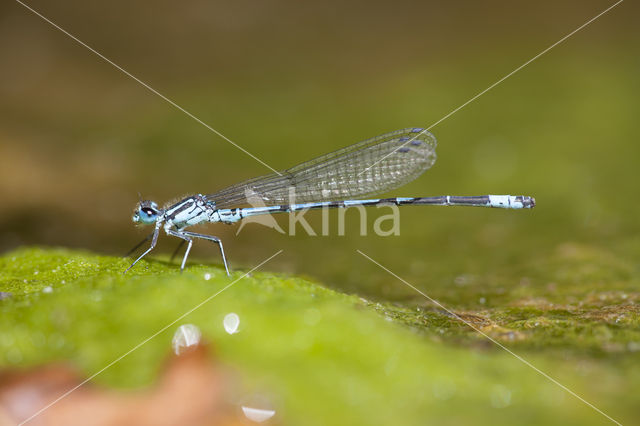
[127,128,535,275]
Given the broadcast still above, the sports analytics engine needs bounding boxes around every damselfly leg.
[166,229,230,276]
[125,223,161,272]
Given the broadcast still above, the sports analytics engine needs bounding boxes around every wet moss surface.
[1,247,638,425]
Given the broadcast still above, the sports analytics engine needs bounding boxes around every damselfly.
[127,128,535,275]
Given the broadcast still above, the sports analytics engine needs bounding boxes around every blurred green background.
[1,0,638,297]
[2,0,638,296]
[1,0,639,423]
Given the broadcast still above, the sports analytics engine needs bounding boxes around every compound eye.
[142,207,156,216]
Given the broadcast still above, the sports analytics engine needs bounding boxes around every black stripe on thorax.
[166,198,196,220]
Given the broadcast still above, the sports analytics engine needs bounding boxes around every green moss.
[1,247,638,425]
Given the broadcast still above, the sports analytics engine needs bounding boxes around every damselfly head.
[132,200,161,225]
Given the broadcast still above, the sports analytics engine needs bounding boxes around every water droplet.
[42,286,53,294]
[490,384,512,408]
[223,313,240,334]
[241,406,276,423]
[240,395,276,423]
[172,324,201,355]
[204,273,212,281]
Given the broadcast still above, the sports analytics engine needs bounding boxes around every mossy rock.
[0,247,637,425]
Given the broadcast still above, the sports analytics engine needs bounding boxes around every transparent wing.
[205,128,437,208]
